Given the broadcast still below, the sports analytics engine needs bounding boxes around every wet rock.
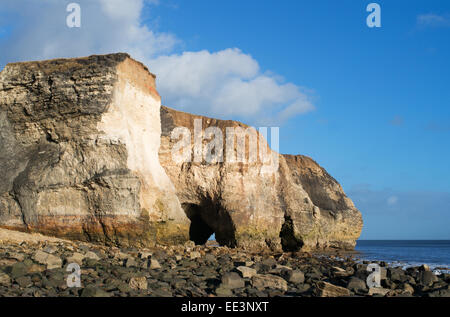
[314,281,350,297]
[0,272,11,286]
[347,277,367,293]
[43,245,58,254]
[401,283,415,294]
[388,267,407,283]
[32,251,62,270]
[149,259,161,269]
[139,252,152,260]
[15,276,33,288]
[9,262,28,278]
[418,271,438,286]
[236,266,257,279]
[124,258,138,268]
[66,253,85,265]
[8,253,25,262]
[184,241,196,250]
[332,266,352,277]
[215,286,233,297]
[129,276,147,290]
[427,285,450,297]
[368,287,390,296]
[221,272,245,289]
[251,274,288,291]
[283,270,305,284]
[420,264,431,272]
[80,286,112,297]
[84,251,100,261]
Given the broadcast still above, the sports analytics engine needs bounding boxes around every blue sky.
[0,0,449,239]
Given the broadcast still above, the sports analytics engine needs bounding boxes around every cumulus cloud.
[417,13,450,28]
[0,0,315,123]
[386,195,398,206]
[149,49,315,123]
[0,0,177,63]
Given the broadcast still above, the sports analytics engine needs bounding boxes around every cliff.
[0,53,362,251]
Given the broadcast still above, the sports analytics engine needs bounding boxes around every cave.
[188,213,214,245]
[183,200,236,247]
[279,215,304,252]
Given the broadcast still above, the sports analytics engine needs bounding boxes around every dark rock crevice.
[279,214,304,252]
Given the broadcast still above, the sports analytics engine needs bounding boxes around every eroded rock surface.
[0,53,362,250]
[159,106,362,250]
[0,53,189,246]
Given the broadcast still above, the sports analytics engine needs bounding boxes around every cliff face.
[0,53,362,250]
[0,54,189,247]
[159,106,363,251]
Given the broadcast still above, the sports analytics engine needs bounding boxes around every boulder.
[221,272,245,289]
[236,266,257,279]
[66,252,85,265]
[80,286,112,297]
[418,271,438,286]
[347,277,367,292]
[84,251,100,261]
[32,250,62,269]
[283,270,305,284]
[128,276,147,290]
[0,272,11,286]
[251,274,288,291]
[314,281,350,297]
[149,258,162,269]
[368,287,390,296]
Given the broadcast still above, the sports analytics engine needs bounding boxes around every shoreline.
[0,229,449,297]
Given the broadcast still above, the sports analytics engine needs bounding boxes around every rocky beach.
[0,228,449,297]
[0,53,448,299]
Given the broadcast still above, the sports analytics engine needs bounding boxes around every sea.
[355,240,450,273]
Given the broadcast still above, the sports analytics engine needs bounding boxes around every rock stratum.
[0,53,362,251]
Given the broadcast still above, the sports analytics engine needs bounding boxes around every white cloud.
[387,195,398,206]
[0,0,177,63]
[149,49,315,123]
[0,0,315,123]
[417,13,450,28]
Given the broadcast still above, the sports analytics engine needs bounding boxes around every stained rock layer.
[0,53,362,250]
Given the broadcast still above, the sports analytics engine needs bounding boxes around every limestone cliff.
[0,53,362,250]
[159,106,363,251]
[0,53,189,246]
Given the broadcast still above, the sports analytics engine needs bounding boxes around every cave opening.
[183,201,236,247]
[280,215,304,252]
[189,213,214,245]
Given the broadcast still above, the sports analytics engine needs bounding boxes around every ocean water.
[355,240,450,271]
